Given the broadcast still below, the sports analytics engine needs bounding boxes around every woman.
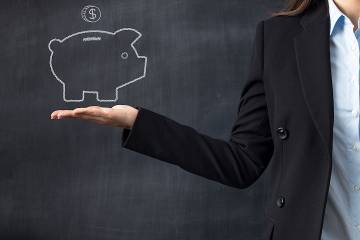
[50,0,360,239]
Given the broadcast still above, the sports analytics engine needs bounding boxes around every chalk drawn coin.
[81,5,101,23]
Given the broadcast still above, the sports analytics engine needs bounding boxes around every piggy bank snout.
[137,56,146,67]
[133,56,146,73]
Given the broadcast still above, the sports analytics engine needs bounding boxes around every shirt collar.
[327,0,360,36]
[328,0,344,36]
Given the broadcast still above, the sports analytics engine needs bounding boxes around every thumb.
[111,105,126,110]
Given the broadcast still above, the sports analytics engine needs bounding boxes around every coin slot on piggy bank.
[83,36,102,42]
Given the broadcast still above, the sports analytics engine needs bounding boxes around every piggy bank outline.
[48,28,148,102]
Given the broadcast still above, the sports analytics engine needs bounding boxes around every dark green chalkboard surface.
[0,0,282,239]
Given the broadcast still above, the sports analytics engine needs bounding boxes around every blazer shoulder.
[258,14,302,41]
[263,14,301,31]
[263,14,300,24]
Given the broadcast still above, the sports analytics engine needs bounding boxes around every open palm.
[50,105,138,129]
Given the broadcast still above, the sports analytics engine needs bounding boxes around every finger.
[51,110,65,119]
[71,107,88,114]
[111,105,126,110]
[51,108,97,120]
[74,106,108,117]
[50,111,58,119]
[57,109,107,123]
[51,110,77,119]
[51,106,111,120]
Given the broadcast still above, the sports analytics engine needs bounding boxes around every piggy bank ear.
[49,39,61,52]
[114,29,141,45]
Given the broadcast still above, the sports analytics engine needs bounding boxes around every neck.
[333,0,360,31]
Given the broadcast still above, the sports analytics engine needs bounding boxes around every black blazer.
[121,0,333,239]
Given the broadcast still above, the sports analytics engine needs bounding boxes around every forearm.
[122,107,272,189]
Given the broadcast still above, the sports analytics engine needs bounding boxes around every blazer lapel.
[293,0,334,156]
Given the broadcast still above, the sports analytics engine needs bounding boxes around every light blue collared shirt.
[321,0,360,239]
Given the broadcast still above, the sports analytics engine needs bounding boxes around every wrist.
[124,106,139,129]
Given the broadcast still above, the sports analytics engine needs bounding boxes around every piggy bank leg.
[97,88,117,101]
[64,86,83,101]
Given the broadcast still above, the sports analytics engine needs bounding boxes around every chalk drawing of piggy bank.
[49,28,147,102]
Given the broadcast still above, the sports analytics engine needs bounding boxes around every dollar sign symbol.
[89,8,97,20]
[81,5,101,23]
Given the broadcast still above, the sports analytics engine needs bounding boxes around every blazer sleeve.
[121,20,274,189]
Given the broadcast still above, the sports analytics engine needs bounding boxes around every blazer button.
[276,196,285,208]
[276,127,288,140]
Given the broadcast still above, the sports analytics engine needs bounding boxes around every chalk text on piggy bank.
[49,28,148,102]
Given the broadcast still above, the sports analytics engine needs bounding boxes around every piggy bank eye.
[121,52,128,60]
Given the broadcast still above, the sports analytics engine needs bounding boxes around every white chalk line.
[48,28,148,102]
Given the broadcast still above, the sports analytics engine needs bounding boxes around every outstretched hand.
[50,105,139,129]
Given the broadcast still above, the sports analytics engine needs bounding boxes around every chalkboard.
[0,0,283,239]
